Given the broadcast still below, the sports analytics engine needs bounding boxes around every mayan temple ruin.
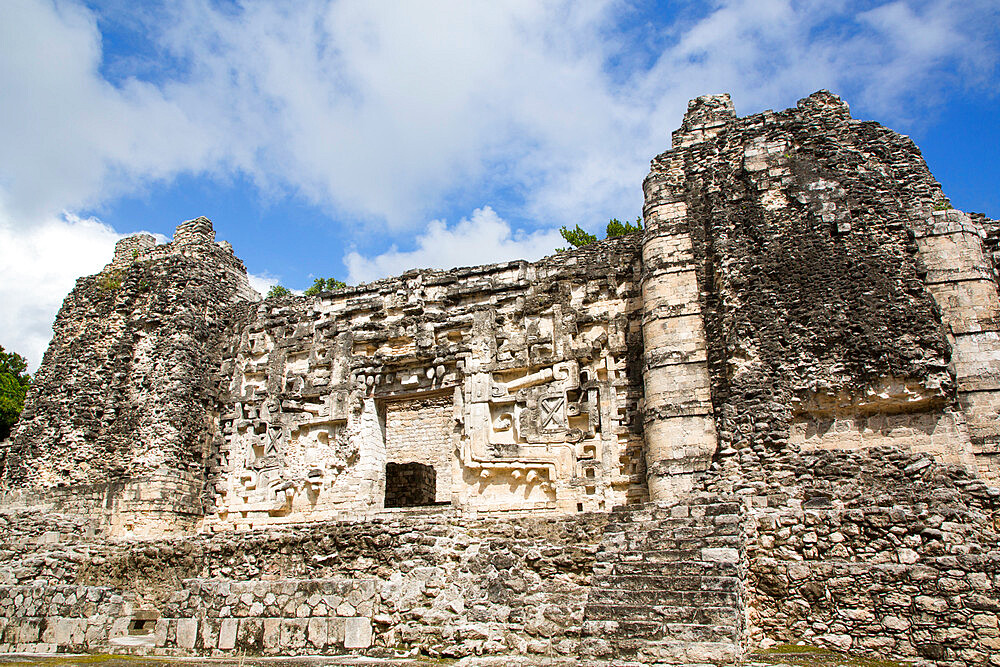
[0,91,998,665]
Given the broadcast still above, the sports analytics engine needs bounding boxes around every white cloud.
[1,0,998,367]
[0,0,218,221]
[0,208,121,371]
[344,206,562,284]
[2,0,997,234]
[247,272,279,297]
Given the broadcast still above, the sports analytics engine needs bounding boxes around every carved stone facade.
[199,237,646,531]
[1,91,999,665]
[3,91,1000,533]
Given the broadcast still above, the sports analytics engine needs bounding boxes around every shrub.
[556,216,642,251]
[304,277,347,296]
[0,345,30,441]
[266,285,292,299]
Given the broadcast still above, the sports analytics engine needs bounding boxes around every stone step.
[584,603,741,625]
[612,501,741,517]
[602,535,742,552]
[591,497,747,664]
[581,618,662,638]
[608,511,742,526]
[609,560,739,577]
[592,574,739,592]
[582,619,739,642]
[636,639,741,664]
[597,547,740,564]
[615,530,742,545]
[579,635,741,664]
[597,548,694,562]
[587,588,738,607]
[603,522,741,539]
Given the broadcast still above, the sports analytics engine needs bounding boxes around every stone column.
[639,95,732,502]
[914,208,1000,480]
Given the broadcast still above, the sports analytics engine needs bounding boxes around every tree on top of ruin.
[304,277,347,296]
[556,217,642,251]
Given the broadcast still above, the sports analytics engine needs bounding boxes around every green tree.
[605,216,643,238]
[556,225,598,251]
[0,345,30,441]
[556,216,643,251]
[304,277,347,297]
[266,285,292,299]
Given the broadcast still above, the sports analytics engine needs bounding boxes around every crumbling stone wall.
[644,90,1000,666]
[1,510,606,658]
[3,91,1000,665]
[0,585,129,654]
[1,217,258,534]
[643,90,999,496]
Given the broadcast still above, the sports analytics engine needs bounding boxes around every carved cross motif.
[539,395,565,429]
[264,427,282,456]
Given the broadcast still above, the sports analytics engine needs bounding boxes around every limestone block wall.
[60,512,608,658]
[0,472,203,537]
[0,585,129,654]
[156,579,377,654]
[914,208,1000,481]
[740,447,1000,666]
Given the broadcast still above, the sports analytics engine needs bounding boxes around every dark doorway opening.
[385,462,436,507]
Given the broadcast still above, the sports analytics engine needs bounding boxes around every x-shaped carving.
[540,396,565,429]
[264,427,281,456]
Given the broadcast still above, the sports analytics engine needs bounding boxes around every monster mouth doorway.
[384,462,436,507]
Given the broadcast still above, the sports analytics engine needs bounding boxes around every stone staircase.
[580,495,747,665]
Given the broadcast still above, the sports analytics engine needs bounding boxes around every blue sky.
[1,0,998,369]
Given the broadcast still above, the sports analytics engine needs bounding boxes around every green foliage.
[0,345,30,441]
[556,216,643,251]
[606,216,643,238]
[303,277,347,297]
[266,285,292,299]
[933,198,953,211]
[97,270,122,291]
[556,225,598,251]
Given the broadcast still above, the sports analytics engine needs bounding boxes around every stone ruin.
[0,91,998,666]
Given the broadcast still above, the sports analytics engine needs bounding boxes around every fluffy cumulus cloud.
[4,0,997,232]
[0,209,121,370]
[0,0,217,221]
[0,0,998,362]
[344,206,562,284]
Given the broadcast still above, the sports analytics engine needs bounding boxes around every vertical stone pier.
[639,96,732,501]
[914,208,1000,480]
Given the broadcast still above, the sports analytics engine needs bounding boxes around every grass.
[751,643,905,667]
